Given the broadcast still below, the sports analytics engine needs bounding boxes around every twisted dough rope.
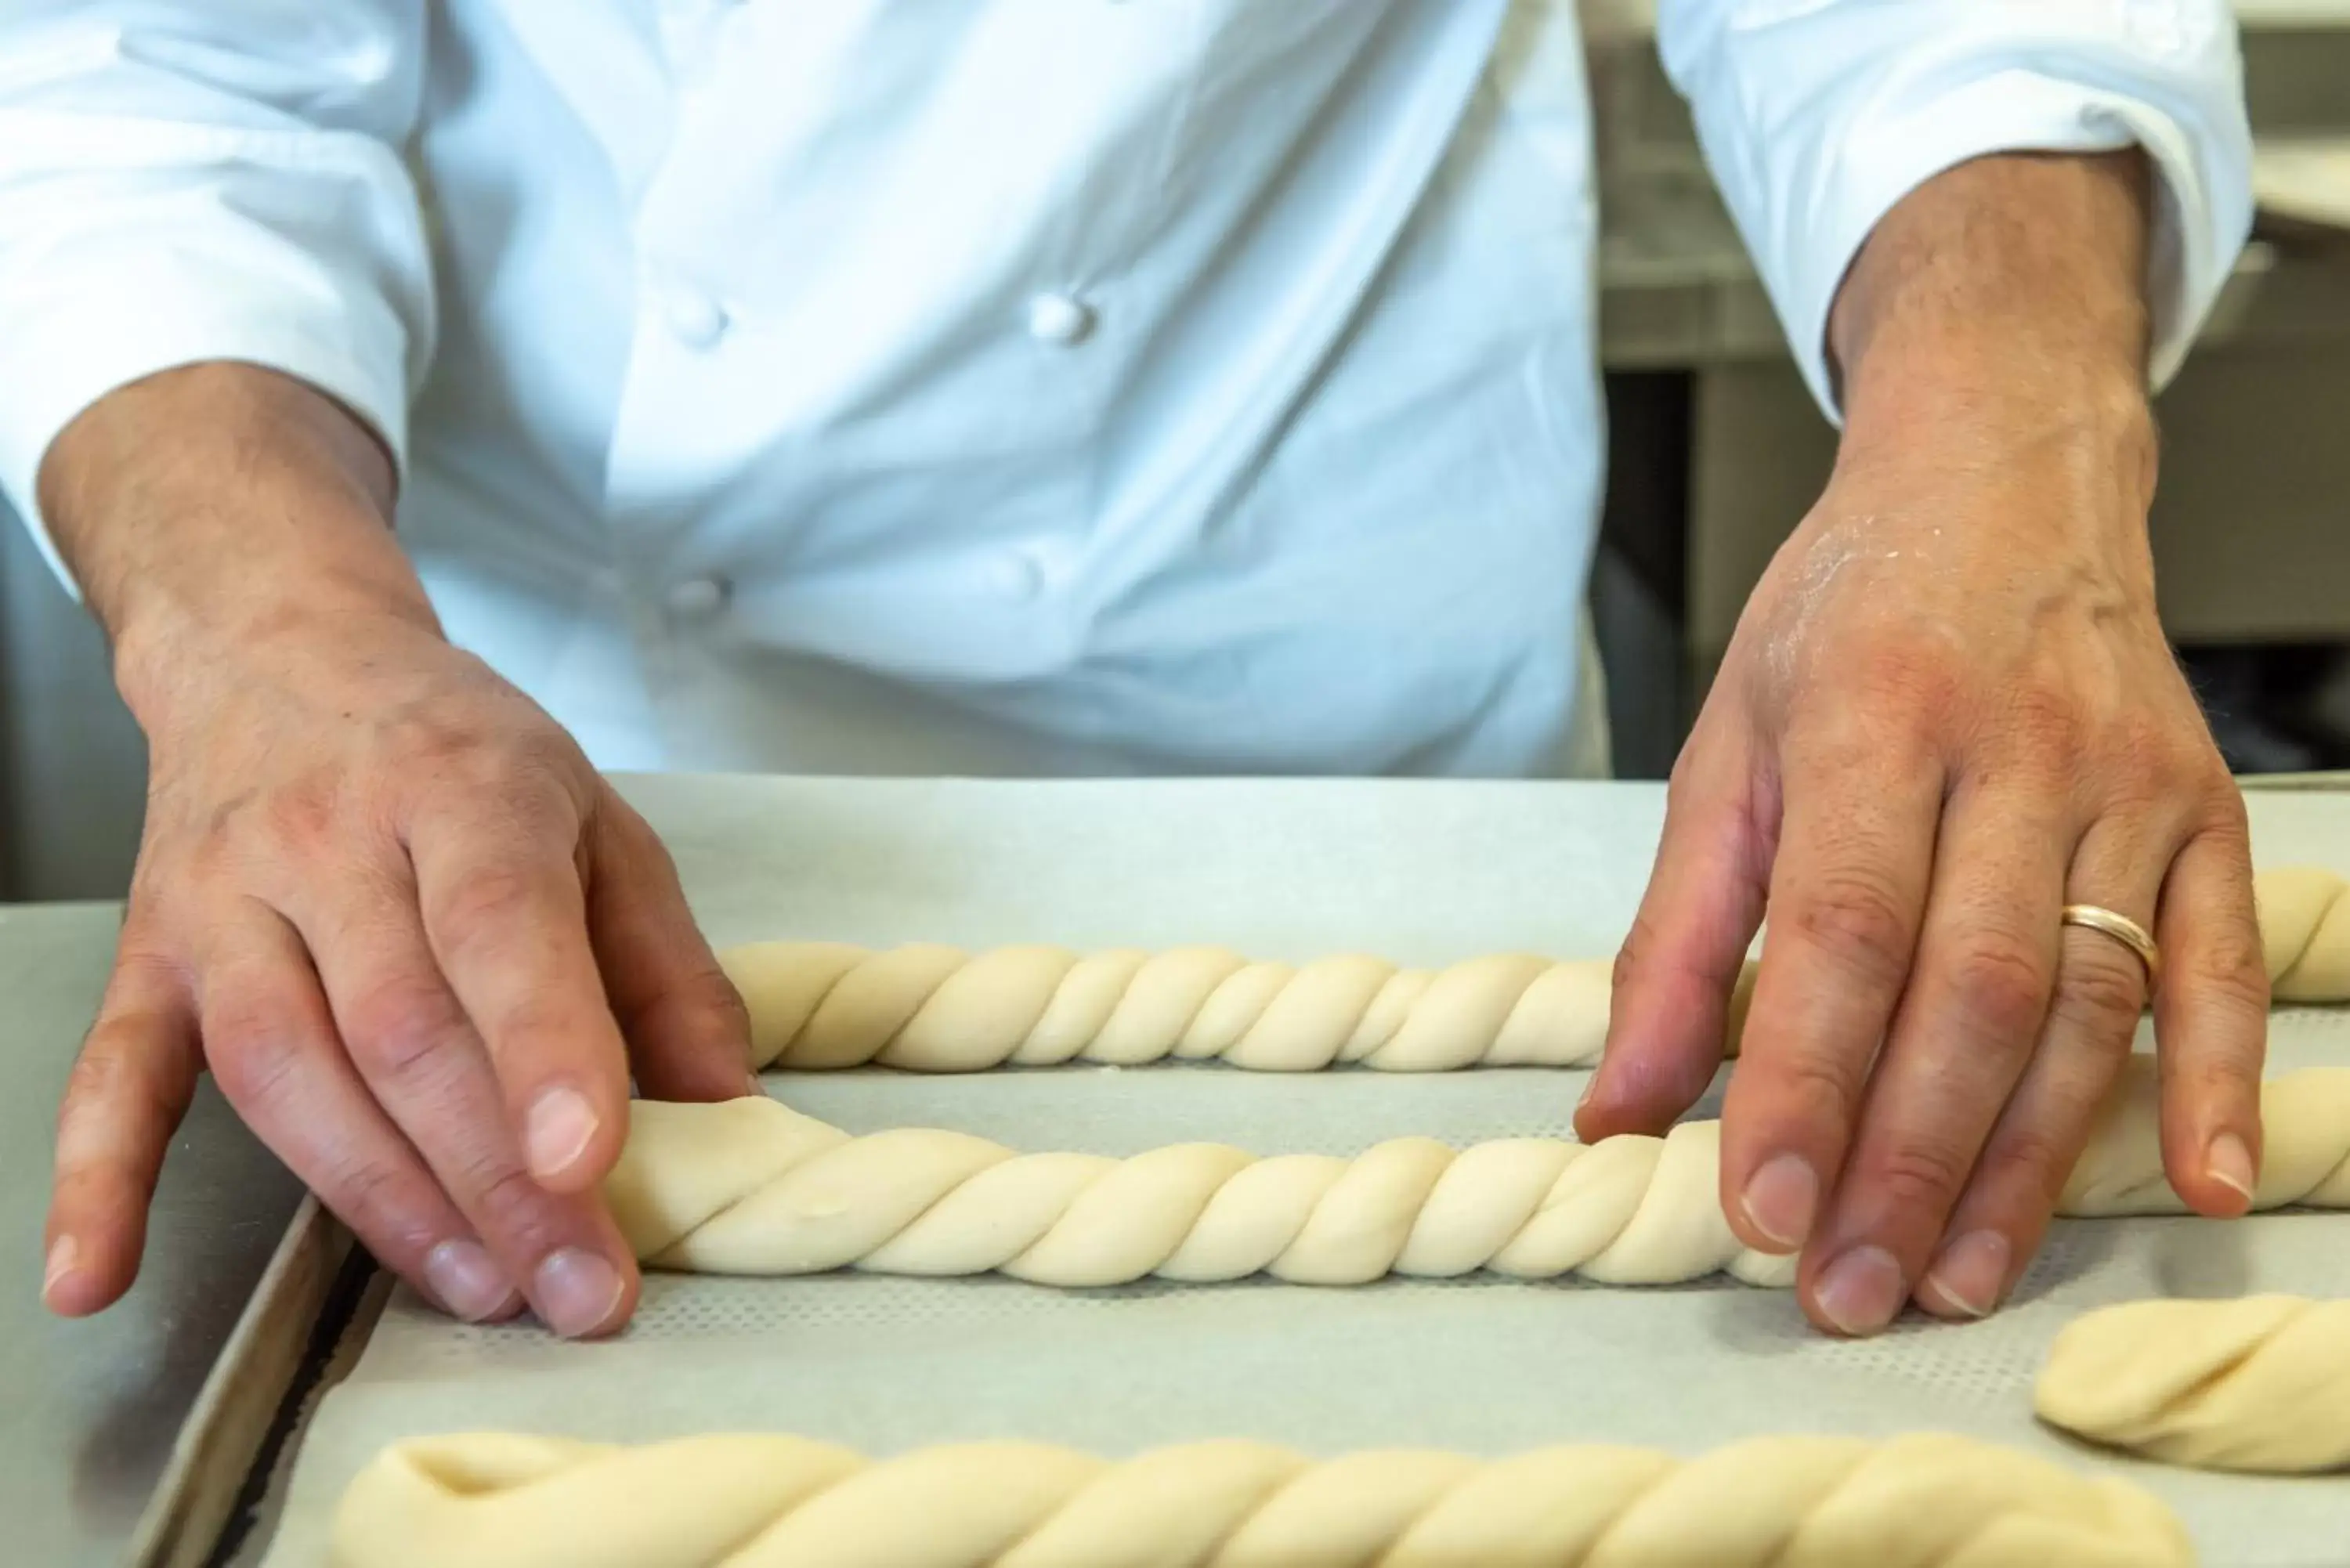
[2058,1055,2350,1215]
[330,1429,2193,1568]
[721,941,1734,1072]
[2036,1295,2350,1473]
[723,865,2350,1073]
[605,1062,2350,1288]
[2258,865,2350,1001]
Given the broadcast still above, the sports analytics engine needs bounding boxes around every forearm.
[1829,152,2158,488]
[38,363,439,724]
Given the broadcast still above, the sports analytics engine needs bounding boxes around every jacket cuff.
[0,258,411,600]
[1770,74,2251,424]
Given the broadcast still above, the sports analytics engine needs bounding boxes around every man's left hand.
[1578,153,2270,1335]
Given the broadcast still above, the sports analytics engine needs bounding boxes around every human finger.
[1579,712,1772,1141]
[2153,807,2269,1216]
[1911,815,2162,1319]
[1793,779,2066,1335]
[44,947,201,1316]
[409,791,631,1191]
[587,790,755,1103]
[1716,717,1942,1259]
[299,875,637,1338]
[194,898,522,1323]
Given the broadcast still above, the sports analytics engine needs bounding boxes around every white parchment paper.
[258,779,2350,1566]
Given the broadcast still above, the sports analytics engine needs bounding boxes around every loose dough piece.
[2036,1295,2350,1473]
[605,1060,2350,1289]
[722,865,2350,1072]
[330,1429,2193,1568]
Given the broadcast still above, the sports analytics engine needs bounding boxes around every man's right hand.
[35,364,753,1336]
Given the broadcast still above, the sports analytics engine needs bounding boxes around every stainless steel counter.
[0,902,304,1567]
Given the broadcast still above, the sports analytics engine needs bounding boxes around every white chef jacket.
[0,2,2251,777]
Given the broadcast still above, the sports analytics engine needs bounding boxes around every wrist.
[1838,342,2157,527]
[1829,150,2157,511]
[40,363,443,727]
[112,576,442,735]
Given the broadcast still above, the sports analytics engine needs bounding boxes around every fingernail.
[534,1248,624,1338]
[42,1235,78,1306]
[422,1240,515,1323]
[2206,1132,2257,1202]
[1815,1245,1906,1336]
[1923,1230,2010,1319]
[525,1086,599,1182]
[743,1071,767,1098]
[1740,1154,1819,1251]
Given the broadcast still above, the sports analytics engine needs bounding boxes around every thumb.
[1578,717,1773,1140]
[587,792,757,1104]
[47,948,201,1315]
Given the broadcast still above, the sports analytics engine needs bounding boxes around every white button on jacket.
[1025,293,1096,348]
[663,576,730,622]
[658,285,731,352]
[0,2,2251,777]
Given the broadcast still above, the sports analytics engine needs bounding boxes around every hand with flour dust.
[1580,154,2269,1335]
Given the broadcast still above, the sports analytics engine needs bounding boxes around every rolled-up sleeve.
[1658,0,2254,420]
[0,3,433,591]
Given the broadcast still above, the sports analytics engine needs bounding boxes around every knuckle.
[205,1009,310,1115]
[1864,1138,1975,1214]
[258,777,340,855]
[48,1165,125,1219]
[2105,707,2180,775]
[1662,750,1712,815]
[646,964,752,1043]
[61,1031,153,1122]
[598,791,662,853]
[2005,677,2086,760]
[1853,634,1963,714]
[1610,938,1638,998]
[481,994,582,1061]
[2171,1054,2260,1112]
[2052,945,2146,1039]
[1790,871,1916,988]
[458,1162,565,1255]
[61,1039,126,1104]
[1943,936,2052,1042]
[430,866,544,956]
[1987,1125,2079,1205]
[1661,755,1694,808]
[2198,785,2254,840]
[105,940,182,998]
[184,817,244,883]
[483,777,579,842]
[319,1154,436,1258]
[1611,911,1662,993]
[345,979,471,1086]
[2186,929,2271,1010]
[1766,1052,1862,1134]
[385,713,580,827]
[1790,703,1918,782]
[383,710,485,771]
[2096,770,2171,823]
[409,719,577,797]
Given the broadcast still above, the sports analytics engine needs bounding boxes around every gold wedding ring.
[2060,904,2161,990]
